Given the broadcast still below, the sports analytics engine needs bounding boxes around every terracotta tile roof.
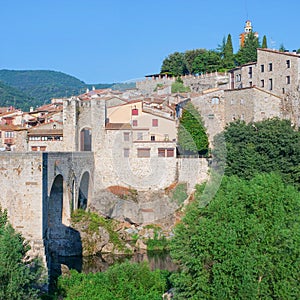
[0,124,24,131]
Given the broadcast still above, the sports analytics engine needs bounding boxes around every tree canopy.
[235,32,260,65]
[177,102,209,155]
[170,173,300,299]
[0,207,43,299]
[213,118,300,187]
[57,261,169,300]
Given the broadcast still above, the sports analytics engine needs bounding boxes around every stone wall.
[0,152,44,257]
[136,73,229,94]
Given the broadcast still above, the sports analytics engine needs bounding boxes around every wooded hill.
[0,70,134,111]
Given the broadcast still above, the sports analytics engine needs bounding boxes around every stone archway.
[80,128,92,151]
[78,172,90,210]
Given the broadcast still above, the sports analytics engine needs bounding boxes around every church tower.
[239,20,258,48]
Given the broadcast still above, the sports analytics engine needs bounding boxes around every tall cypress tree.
[223,34,235,69]
[262,35,268,48]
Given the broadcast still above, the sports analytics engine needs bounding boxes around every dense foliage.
[171,77,190,93]
[0,80,36,111]
[177,102,208,155]
[57,261,168,300]
[0,70,121,110]
[213,118,300,187]
[160,31,267,76]
[170,173,300,299]
[0,206,43,299]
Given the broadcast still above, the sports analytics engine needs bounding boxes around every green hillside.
[0,80,36,110]
[0,70,136,111]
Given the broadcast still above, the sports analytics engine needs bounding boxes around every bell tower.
[239,20,258,48]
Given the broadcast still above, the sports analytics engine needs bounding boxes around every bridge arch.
[80,127,92,151]
[78,171,91,210]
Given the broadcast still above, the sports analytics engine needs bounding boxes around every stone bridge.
[0,152,94,271]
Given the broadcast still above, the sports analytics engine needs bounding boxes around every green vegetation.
[262,35,268,48]
[170,173,300,299]
[0,69,118,110]
[171,77,190,93]
[0,206,44,299]
[177,102,209,156]
[213,118,300,187]
[71,209,125,251]
[57,261,168,300]
[170,183,188,205]
[235,31,260,65]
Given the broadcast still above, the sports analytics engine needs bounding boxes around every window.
[261,64,264,72]
[132,108,138,115]
[268,78,273,90]
[208,114,214,119]
[268,63,273,71]
[40,146,46,152]
[137,148,150,158]
[286,60,290,68]
[31,146,37,151]
[123,132,130,141]
[5,131,14,138]
[152,119,158,127]
[241,113,245,120]
[151,135,155,141]
[211,97,219,105]
[230,99,235,105]
[240,99,244,105]
[157,148,174,157]
[286,76,291,84]
[261,79,265,87]
[167,148,174,157]
[164,134,169,141]
[249,67,252,78]
[132,120,138,127]
[137,132,143,140]
[249,81,252,87]
[158,148,165,157]
[124,148,129,158]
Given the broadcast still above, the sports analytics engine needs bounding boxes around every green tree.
[170,173,300,299]
[235,31,260,65]
[161,52,188,76]
[0,207,43,299]
[213,118,300,187]
[223,34,235,69]
[192,50,222,74]
[58,261,168,300]
[297,48,300,54]
[177,102,208,155]
[262,35,268,48]
[279,43,286,52]
[184,49,206,74]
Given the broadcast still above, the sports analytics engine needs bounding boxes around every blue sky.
[0,0,299,83]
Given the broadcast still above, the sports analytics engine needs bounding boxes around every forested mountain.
[0,80,36,110]
[0,70,135,111]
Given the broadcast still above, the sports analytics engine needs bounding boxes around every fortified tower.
[239,20,258,48]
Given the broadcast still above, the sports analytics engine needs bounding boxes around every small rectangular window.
[132,120,138,127]
[31,146,38,151]
[286,76,291,84]
[167,148,174,157]
[248,67,252,78]
[240,99,244,105]
[269,78,273,90]
[132,108,138,116]
[261,79,264,87]
[261,65,264,72]
[40,146,46,152]
[123,132,130,141]
[152,119,158,127]
[286,60,290,68]
[151,135,155,141]
[137,132,143,140]
[158,148,165,157]
[268,63,273,71]
[137,148,150,158]
[124,148,129,158]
